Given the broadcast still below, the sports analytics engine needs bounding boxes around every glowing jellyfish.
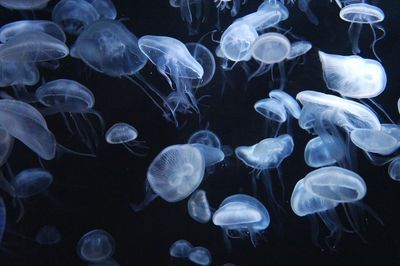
[388,157,400,181]
[186,42,216,88]
[170,0,208,35]
[0,128,14,167]
[187,189,211,223]
[350,128,399,156]
[254,98,287,123]
[35,226,61,245]
[192,143,225,167]
[13,168,53,199]
[287,41,312,60]
[188,130,221,148]
[106,123,147,156]
[0,61,39,89]
[36,79,104,155]
[319,51,386,98]
[339,3,385,59]
[212,194,270,245]
[169,239,193,258]
[188,246,212,266]
[304,137,337,168]
[77,229,115,263]
[0,0,49,10]
[269,89,301,119]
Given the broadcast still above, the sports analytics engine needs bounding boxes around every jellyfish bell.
[350,128,399,156]
[35,225,61,245]
[269,90,301,119]
[0,0,49,10]
[169,239,193,258]
[388,157,400,181]
[191,143,225,167]
[250,33,290,65]
[319,51,386,98]
[287,41,312,60]
[186,42,216,88]
[188,130,221,149]
[304,136,337,168]
[254,98,287,123]
[13,168,53,199]
[188,246,212,266]
[187,189,211,223]
[77,229,115,263]
[105,122,147,156]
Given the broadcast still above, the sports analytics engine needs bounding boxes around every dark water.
[0,0,399,265]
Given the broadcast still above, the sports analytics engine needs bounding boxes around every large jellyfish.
[212,194,270,246]
[0,0,49,10]
[188,246,212,266]
[77,229,115,263]
[105,122,147,156]
[169,239,193,258]
[339,2,385,60]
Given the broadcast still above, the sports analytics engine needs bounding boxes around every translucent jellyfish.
[169,239,193,258]
[77,229,115,263]
[269,89,301,119]
[246,0,289,30]
[0,0,49,10]
[0,61,39,89]
[297,0,319,25]
[170,0,208,35]
[187,189,211,223]
[36,79,104,155]
[287,41,312,60]
[191,143,225,167]
[188,246,212,266]
[212,194,270,245]
[0,128,14,167]
[388,157,400,181]
[105,123,147,156]
[52,0,100,35]
[85,0,117,19]
[0,99,56,160]
[188,130,221,148]
[350,128,399,156]
[0,20,66,43]
[304,137,337,168]
[214,0,246,17]
[0,197,5,244]
[186,42,216,88]
[339,3,385,59]
[35,225,61,245]
[319,51,386,98]
[13,168,53,199]
[254,98,287,123]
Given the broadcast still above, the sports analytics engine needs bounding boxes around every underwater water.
[0,0,399,265]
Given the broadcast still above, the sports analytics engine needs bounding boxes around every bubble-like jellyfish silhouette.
[304,137,337,168]
[186,42,216,88]
[388,157,400,181]
[0,0,49,10]
[188,130,221,148]
[170,0,208,35]
[254,98,287,123]
[187,189,211,223]
[35,225,61,245]
[319,51,386,98]
[105,122,148,156]
[212,194,270,246]
[133,144,205,211]
[169,239,192,258]
[188,246,212,266]
[36,79,104,155]
[350,128,399,156]
[339,3,385,60]
[77,229,115,263]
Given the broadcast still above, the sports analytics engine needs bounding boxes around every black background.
[0,0,399,265]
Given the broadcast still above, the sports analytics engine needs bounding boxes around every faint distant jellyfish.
[304,137,337,168]
[388,157,400,181]
[186,43,216,88]
[105,123,148,156]
[187,189,212,223]
[52,0,100,35]
[350,128,399,156]
[212,194,270,246]
[169,239,193,258]
[339,3,385,59]
[0,128,14,167]
[188,130,221,149]
[77,229,115,263]
[297,0,319,25]
[170,0,208,35]
[0,0,49,10]
[215,0,246,17]
[188,246,212,266]
[36,226,61,245]
[36,79,105,154]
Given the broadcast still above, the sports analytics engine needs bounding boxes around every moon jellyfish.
[304,137,337,168]
[319,51,386,98]
[187,189,211,223]
[186,42,216,88]
[254,98,287,123]
[269,89,301,119]
[350,128,399,156]
[77,229,115,263]
[169,239,193,258]
[13,168,53,199]
[287,41,312,60]
[212,194,270,246]
[188,130,221,148]
[339,3,385,59]
[52,0,100,35]
[35,226,61,245]
[0,0,49,10]
[188,246,211,266]
[388,157,400,181]
[36,79,104,155]
[105,122,147,156]
[170,0,208,35]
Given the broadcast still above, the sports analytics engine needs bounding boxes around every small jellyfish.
[13,169,53,199]
[350,128,399,156]
[170,0,208,35]
[186,42,216,88]
[187,189,211,223]
[105,123,147,156]
[339,3,385,59]
[269,89,301,119]
[169,239,193,258]
[304,137,337,168]
[0,0,49,10]
[286,41,312,60]
[212,194,270,246]
[188,246,212,266]
[254,98,287,123]
[35,225,61,245]
[77,229,115,263]
[191,143,225,167]
[388,157,400,181]
[188,130,221,148]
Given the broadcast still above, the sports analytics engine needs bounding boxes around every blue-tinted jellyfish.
[191,143,225,167]
[77,229,115,263]
[212,194,270,246]
[139,35,205,125]
[215,0,246,17]
[296,0,320,25]
[339,3,385,60]
[86,0,117,19]
[36,79,105,155]
[244,0,288,31]
[319,51,386,98]
[188,130,221,148]
[52,0,100,35]
[350,128,399,156]
[388,157,400,181]
[170,239,192,258]
[187,189,212,223]
[188,246,212,266]
[0,128,14,168]
[0,0,49,10]
[170,0,208,35]
[35,225,61,245]
[269,90,301,119]
[286,41,312,60]
[254,98,287,123]
[186,42,216,88]
[304,137,337,168]
[133,144,205,211]
[105,122,148,156]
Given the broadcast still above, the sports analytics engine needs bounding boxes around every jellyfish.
[169,0,208,35]
[304,137,337,168]
[269,90,301,120]
[191,143,225,167]
[85,0,117,19]
[36,79,105,155]
[214,0,246,17]
[254,98,287,136]
[212,194,270,246]
[105,122,148,156]
[339,3,385,60]
[187,189,212,223]
[169,239,193,258]
[188,246,212,266]
[297,0,319,25]
[35,226,61,245]
[133,144,205,211]
[77,229,115,263]
[286,41,312,60]
[0,128,14,168]
[388,157,400,181]
[186,42,216,88]
[350,128,399,156]
[188,130,221,148]
[0,0,49,10]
